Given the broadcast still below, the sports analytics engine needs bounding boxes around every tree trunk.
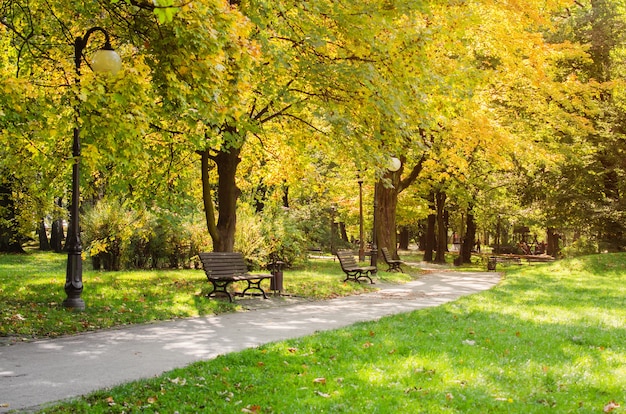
[0,176,24,253]
[547,227,560,257]
[375,174,399,258]
[434,191,447,263]
[423,192,436,262]
[460,206,477,264]
[375,156,425,259]
[38,219,51,251]
[398,226,409,250]
[214,148,242,252]
[199,144,242,253]
[50,197,65,253]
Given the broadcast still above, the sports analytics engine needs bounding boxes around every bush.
[235,202,308,269]
[82,199,136,271]
[562,236,599,257]
[82,199,211,270]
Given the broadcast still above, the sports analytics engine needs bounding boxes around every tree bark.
[0,176,25,253]
[434,191,447,263]
[215,148,242,252]
[38,219,51,251]
[398,226,409,250]
[375,156,425,258]
[547,227,560,257]
[423,192,436,262]
[460,206,477,264]
[375,176,399,258]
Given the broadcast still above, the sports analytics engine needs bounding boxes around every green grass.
[34,253,626,413]
[0,251,413,341]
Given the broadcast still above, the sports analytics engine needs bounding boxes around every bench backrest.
[199,252,249,279]
[381,247,393,262]
[336,250,359,269]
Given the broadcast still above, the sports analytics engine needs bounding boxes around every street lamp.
[370,156,401,269]
[63,27,121,310]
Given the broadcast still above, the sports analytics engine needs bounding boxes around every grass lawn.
[28,253,626,413]
[4,251,626,413]
[0,251,414,341]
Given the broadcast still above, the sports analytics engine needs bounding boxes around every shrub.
[82,199,211,270]
[562,236,599,257]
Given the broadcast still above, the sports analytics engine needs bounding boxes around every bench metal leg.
[344,270,375,284]
[207,280,234,302]
[241,279,269,299]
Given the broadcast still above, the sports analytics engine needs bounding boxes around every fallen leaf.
[363,341,373,348]
[315,391,331,398]
[288,347,298,353]
[603,401,620,413]
[147,396,157,404]
[313,377,326,384]
[241,404,261,413]
[462,339,476,346]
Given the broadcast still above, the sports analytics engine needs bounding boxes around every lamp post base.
[62,296,85,311]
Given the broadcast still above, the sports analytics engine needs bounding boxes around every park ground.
[1,251,625,413]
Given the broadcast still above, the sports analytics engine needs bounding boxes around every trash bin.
[270,260,285,294]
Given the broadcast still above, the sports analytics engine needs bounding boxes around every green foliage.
[82,198,136,271]
[82,198,211,270]
[235,202,308,268]
[562,236,600,257]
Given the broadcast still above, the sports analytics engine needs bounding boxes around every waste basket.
[270,260,285,294]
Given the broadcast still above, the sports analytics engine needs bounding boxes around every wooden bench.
[381,247,405,272]
[336,249,377,284]
[198,252,273,302]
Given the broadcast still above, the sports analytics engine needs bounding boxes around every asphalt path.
[0,269,500,413]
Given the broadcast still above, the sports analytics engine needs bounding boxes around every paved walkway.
[0,269,500,413]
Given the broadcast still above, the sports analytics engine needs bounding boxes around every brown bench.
[381,247,404,272]
[336,249,377,284]
[198,252,273,302]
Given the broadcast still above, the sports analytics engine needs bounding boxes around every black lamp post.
[63,28,121,310]
[370,157,401,269]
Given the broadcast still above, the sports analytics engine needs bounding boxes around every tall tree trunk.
[460,206,477,264]
[547,227,560,257]
[0,176,25,253]
[214,148,242,252]
[375,156,425,259]
[50,197,65,253]
[423,192,436,262]
[38,219,51,251]
[398,226,409,250]
[434,191,447,263]
[375,175,399,258]
[199,145,242,253]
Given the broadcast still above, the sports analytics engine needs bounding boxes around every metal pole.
[63,27,113,310]
[358,178,364,262]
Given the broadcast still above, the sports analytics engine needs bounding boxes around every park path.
[0,268,500,413]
